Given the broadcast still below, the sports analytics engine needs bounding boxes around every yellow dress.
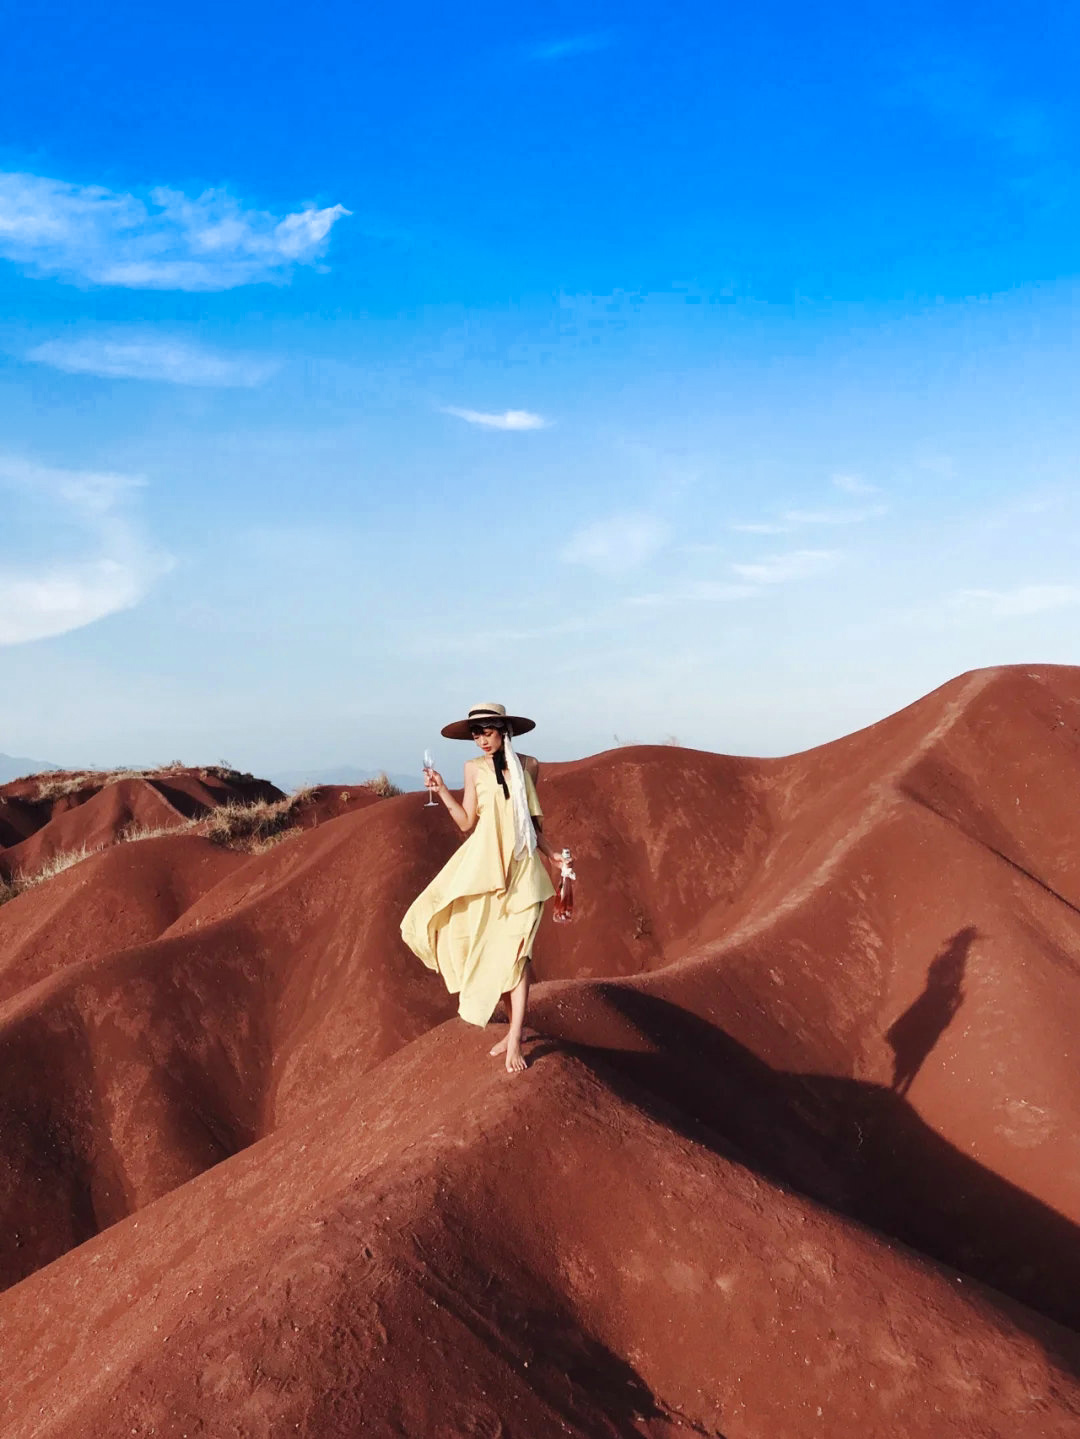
[400,759,555,1026]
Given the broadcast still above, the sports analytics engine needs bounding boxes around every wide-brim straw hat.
[441,702,536,741]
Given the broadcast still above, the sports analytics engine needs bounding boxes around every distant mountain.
[269,764,424,794]
[0,753,60,785]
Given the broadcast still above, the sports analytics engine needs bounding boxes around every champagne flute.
[423,748,439,806]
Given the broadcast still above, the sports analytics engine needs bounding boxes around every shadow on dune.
[536,985,1080,1363]
[0,1009,112,1291]
[401,1244,718,1439]
[886,927,973,1096]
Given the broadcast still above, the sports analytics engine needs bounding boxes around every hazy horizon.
[3,1,1079,774]
[5,658,1069,787]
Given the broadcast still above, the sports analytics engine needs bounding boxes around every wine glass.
[423,748,439,806]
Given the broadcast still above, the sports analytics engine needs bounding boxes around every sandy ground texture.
[1,665,1080,1437]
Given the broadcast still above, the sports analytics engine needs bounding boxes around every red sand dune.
[284,781,387,830]
[0,834,248,1003]
[1,664,1080,1436]
[0,765,283,882]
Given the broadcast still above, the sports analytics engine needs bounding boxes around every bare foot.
[504,1038,527,1074]
[489,1034,509,1056]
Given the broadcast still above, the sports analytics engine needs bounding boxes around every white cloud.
[783,505,887,525]
[628,581,760,607]
[561,513,670,574]
[732,502,884,534]
[27,334,277,387]
[0,560,150,645]
[952,584,1080,617]
[441,406,549,431]
[832,473,880,496]
[731,549,839,584]
[628,549,839,606]
[0,171,350,290]
[530,34,612,61]
[0,457,170,644]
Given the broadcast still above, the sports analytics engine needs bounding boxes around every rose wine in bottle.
[553,849,576,924]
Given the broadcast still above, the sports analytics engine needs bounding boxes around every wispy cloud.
[832,472,879,496]
[561,513,670,574]
[441,406,549,431]
[628,581,760,607]
[530,34,612,62]
[27,334,277,387]
[731,505,883,535]
[627,549,840,606]
[783,505,887,526]
[895,56,1067,209]
[951,584,1080,618]
[0,171,349,290]
[436,617,600,652]
[0,457,170,644]
[914,454,955,481]
[731,549,839,584]
[901,57,1053,161]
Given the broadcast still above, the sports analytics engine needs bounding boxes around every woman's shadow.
[887,926,975,1096]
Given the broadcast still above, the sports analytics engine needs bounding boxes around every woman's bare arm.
[428,760,479,833]
[521,756,565,863]
[534,819,562,862]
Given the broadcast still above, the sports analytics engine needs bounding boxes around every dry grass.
[20,844,104,886]
[248,829,300,855]
[362,772,404,797]
[118,820,199,844]
[26,772,114,801]
[202,761,259,784]
[204,790,313,850]
[204,777,406,846]
[0,821,208,905]
[28,763,179,802]
[0,809,275,905]
[0,843,106,904]
[24,761,259,803]
[0,773,401,906]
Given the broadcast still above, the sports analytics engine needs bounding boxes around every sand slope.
[2,1026,1078,1439]
[0,834,247,1001]
[0,766,283,882]
[1,664,1079,1435]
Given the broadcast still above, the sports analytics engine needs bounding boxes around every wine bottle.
[553,848,576,924]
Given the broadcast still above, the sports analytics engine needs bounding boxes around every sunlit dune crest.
[3,664,1080,1436]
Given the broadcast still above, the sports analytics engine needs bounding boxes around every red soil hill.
[2,1025,1077,1439]
[0,765,283,882]
[1,665,1079,1436]
[0,834,249,1003]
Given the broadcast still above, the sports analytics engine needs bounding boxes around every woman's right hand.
[424,768,446,795]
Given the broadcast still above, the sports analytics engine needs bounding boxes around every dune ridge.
[0,764,284,883]
[1,664,1079,1436]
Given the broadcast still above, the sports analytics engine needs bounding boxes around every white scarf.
[502,734,537,860]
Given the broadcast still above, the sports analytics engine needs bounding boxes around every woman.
[400,702,566,1074]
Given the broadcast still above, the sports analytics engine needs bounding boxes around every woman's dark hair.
[473,720,511,799]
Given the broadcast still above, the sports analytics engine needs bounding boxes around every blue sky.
[1,0,1079,778]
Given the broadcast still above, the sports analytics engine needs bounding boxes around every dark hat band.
[441,704,536,740]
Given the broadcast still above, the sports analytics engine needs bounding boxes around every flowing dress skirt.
[401,761,554,1026]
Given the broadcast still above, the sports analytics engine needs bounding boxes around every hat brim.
[441,715,536,740]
